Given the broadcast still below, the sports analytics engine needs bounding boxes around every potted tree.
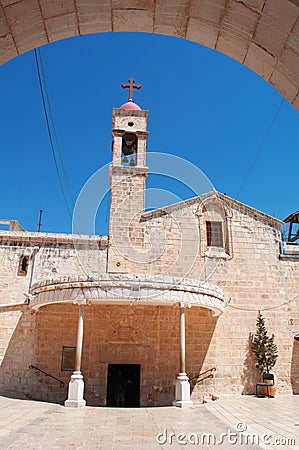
[251,311,278,397]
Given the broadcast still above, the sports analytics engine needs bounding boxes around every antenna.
[37,210,43,232]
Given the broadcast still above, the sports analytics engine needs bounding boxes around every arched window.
[196,193,232,258]
[17,255,29,276]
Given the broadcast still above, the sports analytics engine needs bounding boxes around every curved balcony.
[30,274,226,316]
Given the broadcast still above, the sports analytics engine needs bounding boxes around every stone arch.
[196,192,233,258]
[0,0,298,110]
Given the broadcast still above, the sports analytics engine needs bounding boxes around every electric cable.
[36,48,76,208]
[34,48,73,220]
[35,47,104,239]
[227,292,299,312]
[236,97,284,198]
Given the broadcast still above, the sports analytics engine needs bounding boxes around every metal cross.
[121,77,141,101]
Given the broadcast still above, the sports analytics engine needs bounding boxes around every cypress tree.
[251,311,278,373]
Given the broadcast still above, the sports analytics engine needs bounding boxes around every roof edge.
[0,230,109,247]
[141,191,283,228]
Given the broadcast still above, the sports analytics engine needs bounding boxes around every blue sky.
[0,32,298,235]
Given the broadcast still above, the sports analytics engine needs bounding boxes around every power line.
[34,48,73,220]
[227,292,299,312]
[236,98,284,198]
[36,48,76,208]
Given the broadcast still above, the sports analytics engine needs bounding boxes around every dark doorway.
[106,364,140,407]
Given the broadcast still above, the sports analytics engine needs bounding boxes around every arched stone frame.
[0,0,298,111]
[196,192,233,259]
[17,253,30,276]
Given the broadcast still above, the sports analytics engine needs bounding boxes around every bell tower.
[108,78,149,272]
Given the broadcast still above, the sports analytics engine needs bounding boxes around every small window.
[17,255,29,276]
[206,221,223,247]
[61,346,76,371]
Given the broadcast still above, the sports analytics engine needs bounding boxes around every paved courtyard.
[0,395,298,449]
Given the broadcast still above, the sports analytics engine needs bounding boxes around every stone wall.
[0,303,218,406]
[0,310,36,400]
[0,231,108,290]
[2,297,296,406]
[0,230,108,378]
[107,192,299,397]
[0,192,298,404]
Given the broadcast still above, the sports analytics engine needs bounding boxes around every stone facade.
[0,102,298,407]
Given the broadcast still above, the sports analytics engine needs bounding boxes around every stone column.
[136,131,148,167]
[112,130,124,166]
[173,302,193,408]
[65,301,86,408]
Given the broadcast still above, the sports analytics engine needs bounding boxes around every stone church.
[0,80,298,407]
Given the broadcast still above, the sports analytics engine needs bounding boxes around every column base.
[172,400,193,408]
[173,373,193,408]
[64,399,86,408]
[64,371,86,408]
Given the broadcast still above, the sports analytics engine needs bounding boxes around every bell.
[129,157,136,166]
[122,155,128,164]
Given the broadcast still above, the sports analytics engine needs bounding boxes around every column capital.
[135,131,149,139]
[112,129,125,137]
[72,299,87,305]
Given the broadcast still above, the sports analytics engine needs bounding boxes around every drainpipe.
[28,246,40,292]
[22,246,40,304]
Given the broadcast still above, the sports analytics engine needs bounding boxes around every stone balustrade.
[30,273,225,315]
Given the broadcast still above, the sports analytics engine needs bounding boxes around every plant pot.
[257,373,276,397]
[259,383,276,397]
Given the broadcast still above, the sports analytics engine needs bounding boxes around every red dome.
[120,101,141,110]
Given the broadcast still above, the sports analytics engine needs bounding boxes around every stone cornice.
[30,273,225,316]
[112,108,149,118]
[0,231,108,248]
[110,165,148,176]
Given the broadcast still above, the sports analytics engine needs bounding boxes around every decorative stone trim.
[112,108,149,119]
[141,191,282,229]
[30,274,225,316]
[0,232,108,248]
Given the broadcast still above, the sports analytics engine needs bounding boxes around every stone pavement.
[0,395,298,449]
